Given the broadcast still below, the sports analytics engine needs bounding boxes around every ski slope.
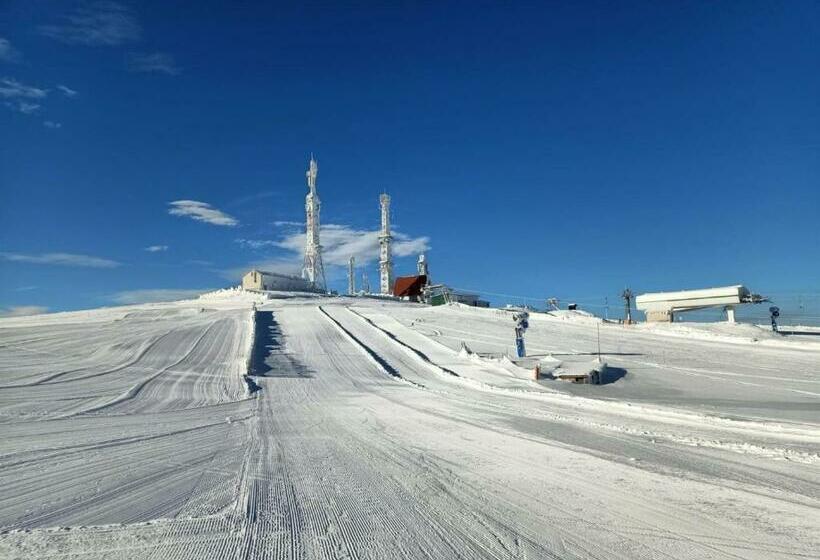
[0,293,818,559]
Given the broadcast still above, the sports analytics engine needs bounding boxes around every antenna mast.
[379,193,393,295]
[302,155,326,291]
[348,256,356,295]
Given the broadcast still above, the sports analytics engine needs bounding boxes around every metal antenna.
[348,256,356,295]
[622,288,634,324]
[378,193,393,295]
[302,155,326,291]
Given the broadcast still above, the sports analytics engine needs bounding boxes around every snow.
[0,293,818,559]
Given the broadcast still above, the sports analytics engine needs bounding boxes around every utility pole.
[622,288,634,324]
[348,256,356,295]
[596,323,601,360]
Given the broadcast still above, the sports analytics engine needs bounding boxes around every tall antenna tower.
[622,288,634,324]
[302,155,326,291]
[379,193,393,295]
[362,271,371,294]
[348,256,356,295]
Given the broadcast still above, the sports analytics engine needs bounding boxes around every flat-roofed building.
[242,269,316,292]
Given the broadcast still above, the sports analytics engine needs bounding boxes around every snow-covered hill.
[0,292,817,559]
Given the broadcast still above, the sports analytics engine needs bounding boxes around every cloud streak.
[225,223,429,281]
[38,1,141,46]
[168,200,239,227]
[0,306,49,318]
[144,245,169,252]
[129,52,179,75]
[235,239,279,250]
[274,223,430,267]
[0,78,47,100]
[10,101,41,114]
[0,38,22,63]
[0,252,120,268]
[57,84,78,97]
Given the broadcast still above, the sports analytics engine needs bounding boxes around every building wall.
[243,270,315,292]
[645,309,674,322]
[242,270,264,290]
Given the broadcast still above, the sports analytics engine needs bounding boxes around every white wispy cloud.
[168,200,239,227]
[57,84,78,97]
[235,239,279,250]
[43,120,62,128]
[274,223,430,267]
[0,252,120,268]
[0,77,47,99]
[273,220,304,227]
[129,52,179,75]
[38,1,141,46]
[14,286,38,292]
[0,38,22,63]
[144,245,169,252]
[1,78,48,115]
[224,223,429,281]
[0,306,49,318]
[9,101,40,114]
[110,288,213,304]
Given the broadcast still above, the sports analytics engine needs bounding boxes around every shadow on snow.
[249,311,313,378]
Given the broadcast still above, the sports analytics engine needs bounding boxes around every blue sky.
[1,1,818,319]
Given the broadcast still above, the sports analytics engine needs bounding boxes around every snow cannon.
[513,311,530,358]
[769,306,780,333]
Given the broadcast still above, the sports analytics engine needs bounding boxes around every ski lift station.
[635,285,766,323]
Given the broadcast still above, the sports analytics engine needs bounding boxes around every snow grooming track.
[70,320,223,416]
[317,305,402,380]
[1,296,818,559]
[345,306,460,377]
[340,303,820,460]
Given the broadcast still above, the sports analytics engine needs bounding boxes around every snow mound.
[198,287,270,303]
[634,320,812,347]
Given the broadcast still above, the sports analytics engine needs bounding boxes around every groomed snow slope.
[0,295,817,559]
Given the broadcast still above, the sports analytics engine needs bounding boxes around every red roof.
[393,275,427,297]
